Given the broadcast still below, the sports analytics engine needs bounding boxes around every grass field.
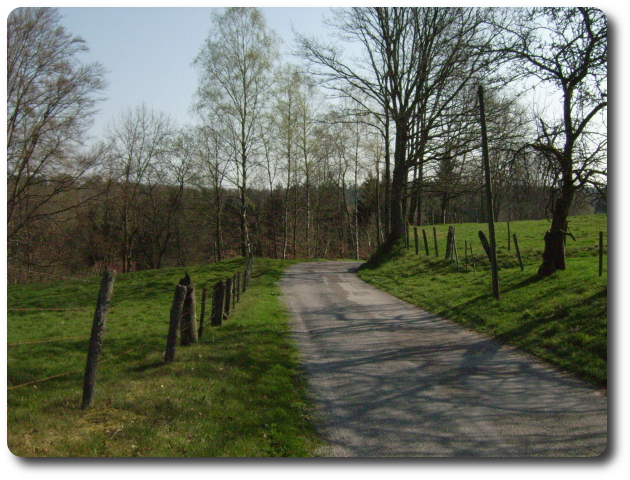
[7,258,322,457]
[6,214,608,456]
[357,214,608,388]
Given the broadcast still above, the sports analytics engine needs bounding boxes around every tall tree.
[193,7,280,257]
[7,7,107,244]
[298,7,498,247]
[107,103,177,272]
[497,7,607,276]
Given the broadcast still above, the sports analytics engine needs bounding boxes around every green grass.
[7,258,322,457]
[358,214,607,388]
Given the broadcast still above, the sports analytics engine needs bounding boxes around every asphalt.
[279,261,607,457]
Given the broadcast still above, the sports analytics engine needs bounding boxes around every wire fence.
[7,256,256,408]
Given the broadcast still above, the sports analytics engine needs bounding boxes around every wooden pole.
[81,270,116,409]
[211,280,224,327]
[224,277,233,318]
[465,240,468,272]
[165,285,187,364]
[507,220,511,252]
[422,229,429,256]
[433,227,439,257]
[513,233,524,272]
[197,287,207,339]
[445,226,454,260]
[478,85,500,299]
[414,227,419,255]
[180,282,198,346]
[599,232,604,277]
[452,229,460,268]
[470,243,476,274]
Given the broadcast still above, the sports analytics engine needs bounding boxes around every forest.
[7,7,607,283]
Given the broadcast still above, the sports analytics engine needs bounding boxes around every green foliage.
[358,214,607,388]
[7,258,321,457]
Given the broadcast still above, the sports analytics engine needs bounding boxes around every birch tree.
[193,7,280,257]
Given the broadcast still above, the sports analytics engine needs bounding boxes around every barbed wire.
[7,338,159,391]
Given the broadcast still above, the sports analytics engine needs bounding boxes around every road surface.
[280,261,607,457]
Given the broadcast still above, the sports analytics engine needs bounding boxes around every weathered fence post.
[81,270,116,409]
[445,226,454,260]
[513,233,524,271]
[179,276,198,346]
[422,229,429,256]
[414,227,419,255]
[433,227,439,257]
[478,230,501,271]
[465,240,468,272]
[211,280,224,327]
[165,284,187,364]
[197,287,207,339]
[470,243,476,274]
[232,273,238,307]
[599,232,604,277]
[224,277,233,318]
[452,229,460,268]
[235,272,241,303]
[507,220,511,252]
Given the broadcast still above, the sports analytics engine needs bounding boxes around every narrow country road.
[279,261,607,457]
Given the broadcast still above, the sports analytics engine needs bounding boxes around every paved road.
[280,261,607,457]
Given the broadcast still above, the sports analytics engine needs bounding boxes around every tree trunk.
[387,124,409,243]
[538,193,572,276]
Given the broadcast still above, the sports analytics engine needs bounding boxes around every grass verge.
[358,214,607,389]
[7,258,322,457]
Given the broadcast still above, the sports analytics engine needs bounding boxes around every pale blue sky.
[54,7,334,141]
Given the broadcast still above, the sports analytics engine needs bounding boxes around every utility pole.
[478,85,500,300]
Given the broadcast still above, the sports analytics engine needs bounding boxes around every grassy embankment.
[357,214,607,388]
[7,258,322,457]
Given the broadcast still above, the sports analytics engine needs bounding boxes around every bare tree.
[7,7,107,245]
[497,7,607,275]
[193,7,280,257]
[107,103,177,272]
[191,123,229,262]
[298,7,498,248]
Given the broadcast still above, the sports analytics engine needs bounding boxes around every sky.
[51,6,335,142]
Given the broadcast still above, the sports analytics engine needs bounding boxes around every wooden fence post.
[507,220,511,252]
[414,227,419,255]
[197,287,207,339]
[513,233,524,271]
[599,232,604,277]
[470,243,476,274]
[224,277,233,318]
[452,229,460,268]
[235,272,241,303]
[211,280,224,327]
[433,227,439,257]
[165,285,187,364]
[180,280,198,346]
[81,270,116,409]
[445,226,454,260]
[465,240,468,272]
[422,229,429,256]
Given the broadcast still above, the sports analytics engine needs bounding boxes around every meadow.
[7,258,322,457]
[358,214,608,388]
